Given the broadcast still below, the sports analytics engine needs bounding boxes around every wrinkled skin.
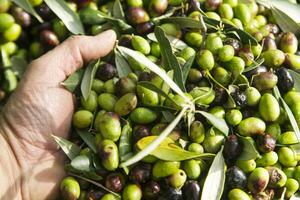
[0,30,116,200]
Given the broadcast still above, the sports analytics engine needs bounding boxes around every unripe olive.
[245,87,261,107]
[126,0,143,7]
[143,180,160,199]
[237,117,266,137]
[259,93,280,122]
[81,90,98,112]
[260,49,285,68]
[223,0,237,7]
[265,166,287,188]
[126,7,150,25]
[72,110,93,129]
[228,188,250,200]
[0,0,10,13]
[202,130,225,153]
[225,110,242,126]
[96,63,117,81]
[190,87,215,105]
[3,23,22,42]
[152,161,180,179]
[219,3,234,20]
[283,167,295,179]
[91,79,104,94]
[1,41,18,56]
[182,159,201,180]
[104,79,115,94]
[189,121,205,143]
[196,50,215,71]
[188,143,204,154]
[184,32,203,48]
[212,67,231,86]
[256,151,278,167]
[205,34,223,55]
[285,178,299,198]
[224,38,240,54]
[98,112,121,142]
[148,0,168,17]
[0,13,14,32]
[280,32,298,54]
[132,35,151,55]
[226,166,247,189]
[29,41,44,58]
[114,93,137,116]
[60,177,80,200]
[122,184,142,200]
[277,131,297,145]
[234,4,251,25]
[224,56,245,76]
[205,0,222,11]
[278,147,297,167]
[247,167,269,194]
[218,45,235,62]
[167,169,187,189]
[205,11,221,20]
[100,194,117,200]
[160,23,182,38]
[177,47,196,61]
[98,139,119,171]
[130,107,157,124]
[105,173,125,192]
[115,77,136,96]
[136,85,159,106]
[223,134,242,160]
[252,72,278,91]
[209,106,225,119]
[236,159,256,173]
[284,91,300,106]
[285,53,300,70]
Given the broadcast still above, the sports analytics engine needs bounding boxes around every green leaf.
[197,111,229,136]
[138,81,178,106]
[288,69,300,92]
[44,0,84,35]
[114,50,132,78]
[112,0,124,20]
[76,129,97,153]
[143,104,176,112]
[147,33,188,50]
[52,135,80,160]
[161,17,202,29]
[201,147,226,200]
[243,58,265,73]
[273,86,300,142]
[61,69,84,92]
[11,0,43,22]
[71,155,91,171]
[238,136,260,160]
[291,143,300,161]
[83,171,103,181]
[79,8,107,25]
[120,107,188,168]
[81,60,100,100]
[182,55,195,84]
[11,56,27,78]
[119,121,133,161]
[279,187,287,200]
[290,192,300,200]
[137,136,214,161]
[154,26,185,92]
[271,6,300,37]
[162,111,176,122]
[160,70,174,105]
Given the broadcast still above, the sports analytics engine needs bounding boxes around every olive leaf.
[119,121,133,161]
[288,69,300,92]
[290,192,300,200]
[112,0,125,20]
[11,0,43,22]
[137,136,214,161]
[76,129,97,153]
[61,69,84,92]
[147,33,188,50]
[0,47,11,67]
[144,104,176,112]
[243,58,265,73]
[280,187,287,200]
[81,59,100,100]
[161,17,203,29]
[120,107,188,168]
[44,0,84,35]
[52,135,81,160]
[114,49,132,78]
[11,56,27,78]
[160,70,174,105]
[238,136,260,161]
[290,143,300,161]
[71,155,91,171]
[273,86,300,142]
[117,46,191,103]
[182,55,195,84]
[69,172,121,198]
[162,111,176,122]
[83,171,103,181]
[201,147,226,200]
[154,26,186,92]
[196,111,229,136]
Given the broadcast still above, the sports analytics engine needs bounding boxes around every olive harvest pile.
[3,0,300,200]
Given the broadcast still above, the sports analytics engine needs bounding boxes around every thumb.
[27,30,117,82]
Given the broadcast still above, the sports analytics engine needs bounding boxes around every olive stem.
[120,106,189,168]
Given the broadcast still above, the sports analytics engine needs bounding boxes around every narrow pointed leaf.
[201,148,226,200]
[182,55,195,84]
[119,121,133,160]
[154,26,185,91]
[11,56,27,78]
[71,155,91,171]
[161,17,202,29]
[61,69,84,92]
[197,111,229,136]
[290,193,300,200]
[76,129,97,153]
[115,50,132,77]
[52,135,80,160]
[160,70,174,104]
[113,0,124,20]
[81,60,100,100]
[243,58,265,73]
[288,69,300,92]
[147,33,188,50]
[44,0,84,34]
[238,136,260,160]
[11,0,43,22]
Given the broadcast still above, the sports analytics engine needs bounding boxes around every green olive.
[266,166,287,188]
[283,167,295,179]
[255,151,278,167]
[224,56,245,76]
[160,23,181,38]
[166,169,187,189]
[3,23,21,42]
[285,53,300,70]
[278,147,297,167]
[223,0,238,7]
[97,139,119,171]
[177,47,196,61]
[29,41,44,59]
[189,121,205,143]
[114,93,137,116]
[219,3,234,20]
[152,160,180,179]
[80,90,98,112]
[237,117,266,137]
[132,35,151,55]
[101,193,117,200]
[126,0,143,7]
[0,13,14,32]
[122,184,142,200]
[0,0,10,13]
[188,143,204,153]
[130,107,157,124]
[98,93,117,112]
[228,188,250,200]
[205,11,221,20]
[234,3,251,25]
[196,50,215,71]
[245,87,261,107]
[60,176,80,200]
[1,41,18,56]
[209,106,225,119]
[150,42,161,57]
[182,159,201,180]
[260,49,285,68]
[252,72,278,91]
[205,34,223,55]
[236,159,256,173]
[279,32,298,54]
[184,32,203,48]
[247,167,269,194]
[136,85,159,106]
[29,0,43,6]
[72,110,93,129]
[189,87,215,105]
[258,93,280,122]
[212,67,231,86]
[266,123,281,139]
[92,79,105,94]
[278,131,298,145]
[104,79,116,94]
[98,112,121,142]
[225,109,243,126]
[285,178,299,198]
[218,45,235,62]
[52,19,68,40]
[202,129,225,153]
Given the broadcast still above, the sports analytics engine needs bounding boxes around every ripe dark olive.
[143,180,161,200]
[213,87,227,105]
[129,162,151,183]
[96,63,117,81]
[188,0,201,14]
[133,125,151,143]
[265,23,280,35]
[126,7,150,25]
[31,22,52,36]
[256,134,276,153]
[119,34,133,48]
[139,71,152,81]
[224,38,240,55]
[158,187,183,200]
[231,90,247,108]
[115,76,136,96]
[275,68,294,93]
[136,21,155,35]
[241,109,254,119]
[262,36,277,51]
[238,47,254,66]
[223,134,242,160]
[12,7,31,27]
[87,190,105,200]
[186,83,197,92]
[36,3,54,20]
[182,180,201,200]
[244,65,268,78]
[105,173,125,192]
[226,166,247,189]
[40,30,60,47]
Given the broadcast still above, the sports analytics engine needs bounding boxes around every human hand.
[0,30,116,200]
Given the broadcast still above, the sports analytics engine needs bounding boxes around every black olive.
[231,90,247,108]
[126,7,150,25]
[224,38,241,55]
[275,68,294,93]
[226,166,247,189]
[138,71,152,81]
[182,180,201,200]
[105,173,125,192]
[213,86,227,105]
[256,134,276,153]
[35,3,54,20]
[223,134,242,160]
[119,34,133,48]
[188,0,201,13]
[96,63,117,81]
[40,30,60,48]
[133,125,151,143]
[129,162,151,183]
[143,180,161,200]
[262,36,277,51]
[136,21,155,35]
[12,6,31,27]
[158,187,183,200]
[244,65,268,79]
[87,190,105,200]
